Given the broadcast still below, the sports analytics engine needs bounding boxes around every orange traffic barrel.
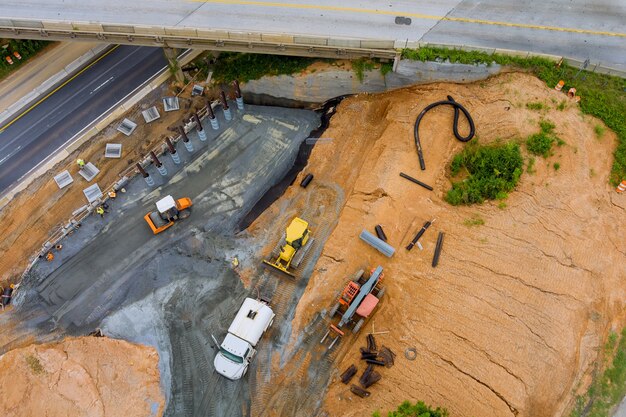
[617,180,626,193]
[555,80,565,91]
[13,51,21,60]
[568,88,577,98]
[5,56,13,65]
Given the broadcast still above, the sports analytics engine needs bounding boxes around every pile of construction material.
[339,334,395,398]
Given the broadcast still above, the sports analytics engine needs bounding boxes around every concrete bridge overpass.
[0,0,625,69]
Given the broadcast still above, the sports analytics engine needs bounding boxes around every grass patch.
[526,102,544,110]
[527,157,536,174]
[402,46,626,184]
[553,162,561,171]
[527,120,559,157]
[464,215,485,226]
[212,52,314,83]
[0,39,51,80]
[374,400,448,417]
[498,201,507,209]
[595,124,606,138]
[570,328,626,417]
[446,141,523,205]
[351,58,376,82]
[25,354,44,374]
[557,100,567,111]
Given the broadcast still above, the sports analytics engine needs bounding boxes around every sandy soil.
[0,83,205,286]
[0,336,164,417]
[248,72,625,417]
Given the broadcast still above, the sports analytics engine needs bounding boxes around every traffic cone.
[617,180,626,193]
[555,80,565,91]
[13,51,21,60]
[568,88,577,98]
[5,56,13,65]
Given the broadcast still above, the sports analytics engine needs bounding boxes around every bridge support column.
[163,47,184,83]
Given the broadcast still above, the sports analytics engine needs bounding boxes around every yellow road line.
[189,0,626,38]
[0,45,120,133]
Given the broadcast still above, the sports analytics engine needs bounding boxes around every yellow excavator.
[263,217,314,277]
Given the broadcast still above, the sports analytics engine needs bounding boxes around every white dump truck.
[213,297,275,380]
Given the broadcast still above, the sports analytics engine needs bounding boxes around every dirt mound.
[0,336,164,417]
[249,72,625,416]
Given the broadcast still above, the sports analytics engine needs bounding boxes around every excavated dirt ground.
[0,336,163,417]
[0,82,205,286]
[244,72,626,417]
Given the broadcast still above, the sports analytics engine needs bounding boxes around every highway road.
[0,0,624,69]
[0,45,167,194]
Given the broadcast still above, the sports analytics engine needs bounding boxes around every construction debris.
[366,334,377,353]
[340,364,358,384]
[405,347,417,360]
[378,346,396,368]
[350,385,370,398]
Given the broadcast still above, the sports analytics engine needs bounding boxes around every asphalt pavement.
[0,45,166,193]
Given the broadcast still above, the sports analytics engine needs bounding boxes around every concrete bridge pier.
[163,47,184,83]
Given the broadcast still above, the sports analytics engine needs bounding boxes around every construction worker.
[96,206,105,217]
[108,190,117,199]
[77,158,85,168]
[45,252,54,262]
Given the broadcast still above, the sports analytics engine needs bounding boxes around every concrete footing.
[236,97,244,111]
[171,152,181,164]
[157,165,168,176]
[198,129,207,141]
[183,141,194,152]
[223,107,232,121]
[210,117,219,130]
[144,176,155,186]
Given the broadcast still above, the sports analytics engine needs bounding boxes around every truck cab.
[214,298,275,380]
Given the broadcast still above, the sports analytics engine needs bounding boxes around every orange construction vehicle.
[143,195,192,234]
[321,266,385,349]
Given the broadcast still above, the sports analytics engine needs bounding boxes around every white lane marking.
[90,76,115,95]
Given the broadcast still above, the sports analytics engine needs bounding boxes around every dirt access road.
[0,103,320,416]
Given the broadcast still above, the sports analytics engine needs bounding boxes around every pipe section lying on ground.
[399,172,433,191]
[359,230,395,257]
[374,225,387,242]
[414,95,475,170]
[300,173,314,188]
[432,232,445,267]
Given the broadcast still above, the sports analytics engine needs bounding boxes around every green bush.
[446,141,523,205]
[212,52,314,83]
[527,120,559,157]
[526,132,554,157]
[402,46,626,184]
[375,400,448,417]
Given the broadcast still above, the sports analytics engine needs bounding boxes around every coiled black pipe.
[414,95,475,170]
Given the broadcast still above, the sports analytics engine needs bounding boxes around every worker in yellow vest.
[77,158,85,168]
[96,206,105,217]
